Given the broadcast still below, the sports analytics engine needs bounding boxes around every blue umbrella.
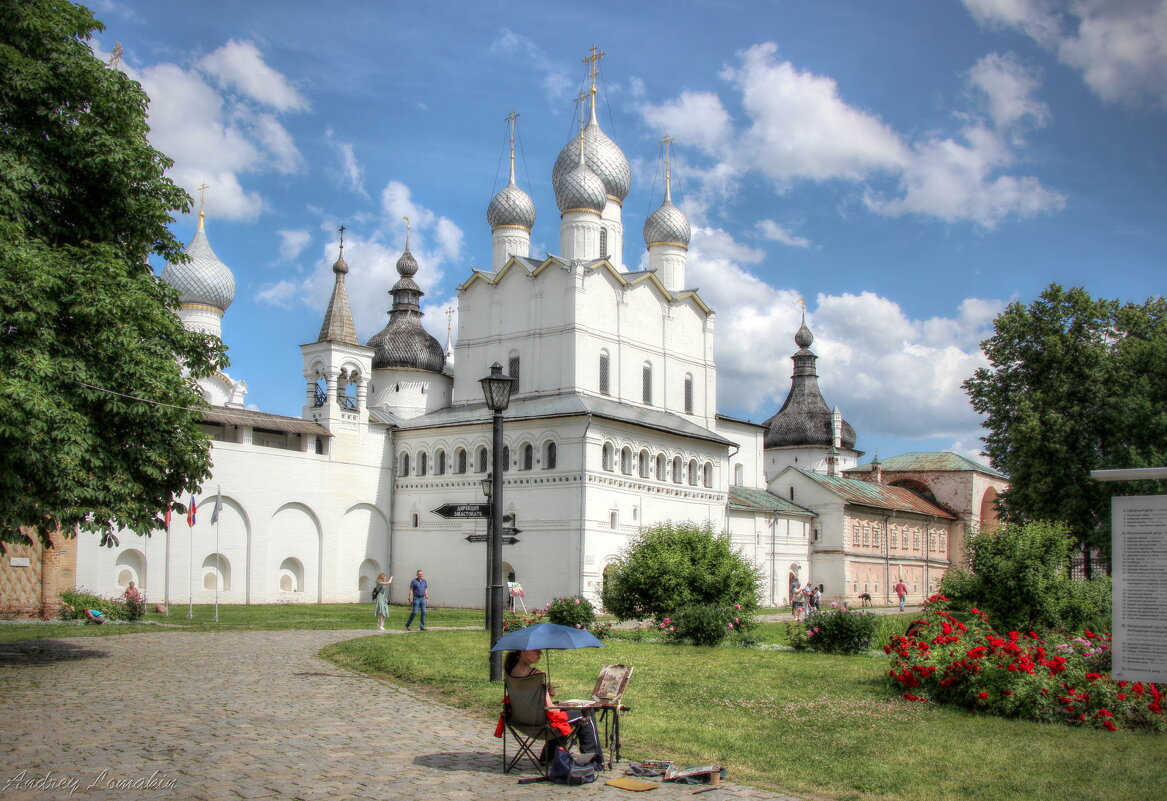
[490,622,605,652]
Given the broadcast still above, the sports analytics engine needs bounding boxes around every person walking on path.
[373,573,393,631]
[406,570,428,631]
[895,578,908,611]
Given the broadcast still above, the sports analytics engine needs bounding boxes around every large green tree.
[0,0,226,549]
[963,284,1167,560]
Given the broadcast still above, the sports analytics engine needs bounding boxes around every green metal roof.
[792,469,957,519]
[728,485,816,517]
[847,451,1005,479]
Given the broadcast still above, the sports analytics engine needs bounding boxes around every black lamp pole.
[480,363,515,682]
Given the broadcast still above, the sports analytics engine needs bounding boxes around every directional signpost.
[433,503,491,519]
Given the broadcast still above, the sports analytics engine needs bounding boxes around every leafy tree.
[963,284,1167,562]
[0,0,226,549]
[600,521,761,621]
[939,521,1112,634]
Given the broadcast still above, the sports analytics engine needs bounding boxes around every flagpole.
[187,495,195,620]
[214,486,221,624]
[164,505,171,611]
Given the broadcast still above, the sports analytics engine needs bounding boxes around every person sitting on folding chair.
[503,650,603,769]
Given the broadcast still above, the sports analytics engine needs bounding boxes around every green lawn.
[0,603,484,642]
[321,626,1167,801]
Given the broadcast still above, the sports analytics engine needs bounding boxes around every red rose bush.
[886,599,1163,733]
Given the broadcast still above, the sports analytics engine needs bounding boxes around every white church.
[74,54,1007,612]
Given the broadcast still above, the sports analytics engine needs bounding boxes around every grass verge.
[320,624,1167,801]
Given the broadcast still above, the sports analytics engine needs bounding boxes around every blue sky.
[92,0,1166,465]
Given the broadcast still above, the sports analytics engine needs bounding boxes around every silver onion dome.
[395,248,419,277]
[643,198,691,247]
[161,220,236,311]
[487,181,536,230]
[552,118,631,204]
[365,246,446,374]
[556,159,607,214]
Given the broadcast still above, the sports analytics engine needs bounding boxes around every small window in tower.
[684,374,694,415]
[600,227,608,258]
[642,362,652,405]
[599,352,610,396]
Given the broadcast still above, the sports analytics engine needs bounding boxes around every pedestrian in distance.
[373,573,393,631]
[895,578,908,611]
[406,569,428,631]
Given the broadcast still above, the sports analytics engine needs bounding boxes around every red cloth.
[495,694,573,738]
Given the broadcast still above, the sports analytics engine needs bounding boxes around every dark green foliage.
[0,0,227,549]
[800,605,879,654]
[964,284,1167,559]
[546,595,596,629]
[600,521,762,621]
[665,603,757,647]
[939,521,1112,634]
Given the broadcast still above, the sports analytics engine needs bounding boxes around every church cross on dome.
[505,109,519,184]
[660,134,675,200]
[197,182,209,229]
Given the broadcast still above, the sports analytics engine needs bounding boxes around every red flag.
[164,505,172,529]
[187,496,197,527]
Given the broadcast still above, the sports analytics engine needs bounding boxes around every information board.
[1112,494,1167,682]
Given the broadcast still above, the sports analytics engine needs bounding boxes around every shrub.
[885,605,1164,732]
[502,607,546,633]
[800,604,879,655]
[546,595,596,629]
[659,603,758,647]
[600,521,761,621]
[940,521,1112,633]
[59,589,129,621]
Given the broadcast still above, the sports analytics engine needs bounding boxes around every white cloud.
[964,0,1167,108]
[326,127,367,197]
[640,90,734,155]
[864,123,1067,227]
[967,52,1050,135]
[723,43,909,184]
[257,182,464,345]
[756,219,812,248]
[685,230,993,445]
[491,29,572,100]
[277,229,311,262]
[103,39,306,221]
[639,41,1062,229]
[196,39,309,112]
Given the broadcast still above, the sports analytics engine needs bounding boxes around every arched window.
[638,449,650,478]
[476,446,488,473]
[399,452,410,476]
[503,445,511,471]
[544,441,557,470]
[687,459,698,485]
[655,454,666,481]
[642,362,653,405]
[602,443,614,472]
[435,449,446,475]
[734,464,744,485]
[672,456,682,483]
[455,448,467,474]
[684,374,694,415]
[599,351,610,396]
[620,446,632,475]
[522,443,534,470]
[508,352,521,393]
[600,227,608,258]
[418,451,428,476]
[703,461,713,488]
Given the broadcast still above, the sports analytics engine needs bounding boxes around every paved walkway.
[0,630,803,801]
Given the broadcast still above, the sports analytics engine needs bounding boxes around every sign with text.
[1112,494,1167,682]
[433,503,491,519]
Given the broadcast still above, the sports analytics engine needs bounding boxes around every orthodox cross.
[338,224,346,255]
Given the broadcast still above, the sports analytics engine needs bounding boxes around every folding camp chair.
[502,673,576,774]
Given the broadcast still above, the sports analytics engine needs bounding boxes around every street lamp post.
[480,363,515,682]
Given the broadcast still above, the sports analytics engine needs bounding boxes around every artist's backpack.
[548,746,598,785]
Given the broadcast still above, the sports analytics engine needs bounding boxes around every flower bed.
[886,601,1164,732]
